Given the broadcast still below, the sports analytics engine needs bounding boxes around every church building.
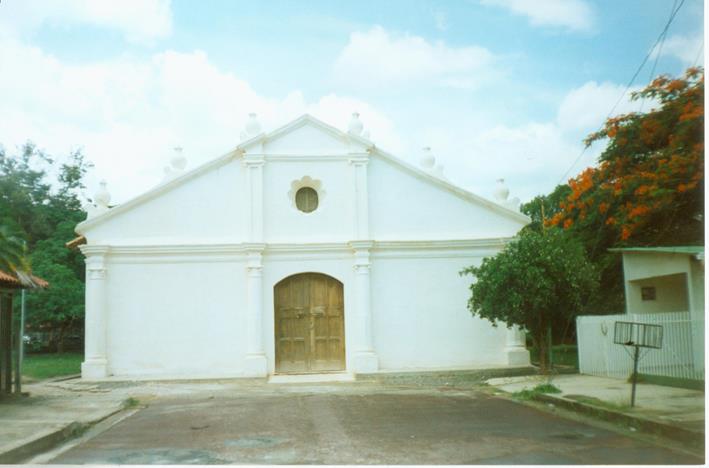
[76,113,530,380]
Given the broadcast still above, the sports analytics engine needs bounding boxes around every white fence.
[577,311,704,381]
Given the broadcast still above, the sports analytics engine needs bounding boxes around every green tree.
[521,184,571,234]
[461,229,598,373]
[0,142,92,351]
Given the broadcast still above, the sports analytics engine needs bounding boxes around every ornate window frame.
[288,176,325,214]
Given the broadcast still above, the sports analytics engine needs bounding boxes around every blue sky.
[0,0,703,204]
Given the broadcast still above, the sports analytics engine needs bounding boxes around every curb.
[357,366,539,385]
[532,393,704,449]
[0,406,125,464]
[0,422,85,464]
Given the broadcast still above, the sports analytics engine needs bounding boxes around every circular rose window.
[295,187,319,213]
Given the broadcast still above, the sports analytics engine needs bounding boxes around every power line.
[554,0,686,187]
[691,42,704,68]
[641,0,679,113]
[647,0,678,90]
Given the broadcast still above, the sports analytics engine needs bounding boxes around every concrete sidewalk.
[0,379,135,463]
[487,374,705,450]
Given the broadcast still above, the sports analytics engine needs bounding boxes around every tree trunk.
[536,327,549,374]
[56,324,66,354]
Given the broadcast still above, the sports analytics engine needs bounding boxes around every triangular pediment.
[240,114,372,155]
[76,113,529,238]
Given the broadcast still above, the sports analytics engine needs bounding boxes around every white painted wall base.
[352,351,379,373]
[504,348,531,366]
[243,354,269,377]
[81,359,108,379]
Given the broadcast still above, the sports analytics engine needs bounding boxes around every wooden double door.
[274,273,345,373]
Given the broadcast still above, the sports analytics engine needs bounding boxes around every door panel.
[275,273,345,373]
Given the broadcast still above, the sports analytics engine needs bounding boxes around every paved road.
[51,387,702,465]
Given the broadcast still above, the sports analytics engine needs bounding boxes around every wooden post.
[630,345,640,407]
[0,293,12,394]
[14,292,21,393]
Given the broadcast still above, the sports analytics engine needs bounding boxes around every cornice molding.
[92,237,512,257]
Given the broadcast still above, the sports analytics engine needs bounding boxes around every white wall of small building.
[626,273,689,314]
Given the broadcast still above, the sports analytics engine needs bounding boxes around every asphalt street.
[49,386,703,465]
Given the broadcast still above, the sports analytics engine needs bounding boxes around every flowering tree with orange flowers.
[549,67,703,245]
[543,67,704,312]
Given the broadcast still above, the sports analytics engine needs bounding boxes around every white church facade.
[76,113,531,380]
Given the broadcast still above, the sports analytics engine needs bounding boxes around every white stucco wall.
[371,252,508,370]
[368,156,523,240]
[105,256,249,378]
[85,159,247,245]
[262,159,354,243]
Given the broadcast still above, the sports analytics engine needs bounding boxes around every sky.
[0,0,704,205]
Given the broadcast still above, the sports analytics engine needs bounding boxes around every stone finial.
[163,146,188,182]
[493,178,521,212]
[84,180,111,219]
[493,178,509,203]
[420,146,435,169]
[95,180,110,209]
[348,112,363,136]
[171,146,187,171]
[245,112,262,137]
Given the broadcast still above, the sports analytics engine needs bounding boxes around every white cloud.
[557,81,647,132]
[420,120,586,202]
[413,79,652,201]
[480,0,594,32]
[652,34,704,66]
[0,38,400,203]
[0,0,173,43]
[333,26,497,89]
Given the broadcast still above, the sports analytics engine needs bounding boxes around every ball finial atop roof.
[420,146,435,169]
[348,112,363,136]
[95,180,111,209]
[245,112,262,137]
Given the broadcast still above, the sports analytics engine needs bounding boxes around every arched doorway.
[274,273,345,373]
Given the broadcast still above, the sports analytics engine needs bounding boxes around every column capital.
[349,240,374,251]
[80,245,110,257]
[348,154,370,166]
[246,248,263,276]
[242,153,265,167]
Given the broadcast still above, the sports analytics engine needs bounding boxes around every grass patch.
[512,383,562,400]
[565,394,631,411]
[123,397,140,408]
[22,352,83,380]
[529,344,578,369]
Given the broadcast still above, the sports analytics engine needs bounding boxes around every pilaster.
[349,241,378,373]
[349,154,370,240]
[79,245,110,379]
[244,244,267,376]
[243,153,265,242]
